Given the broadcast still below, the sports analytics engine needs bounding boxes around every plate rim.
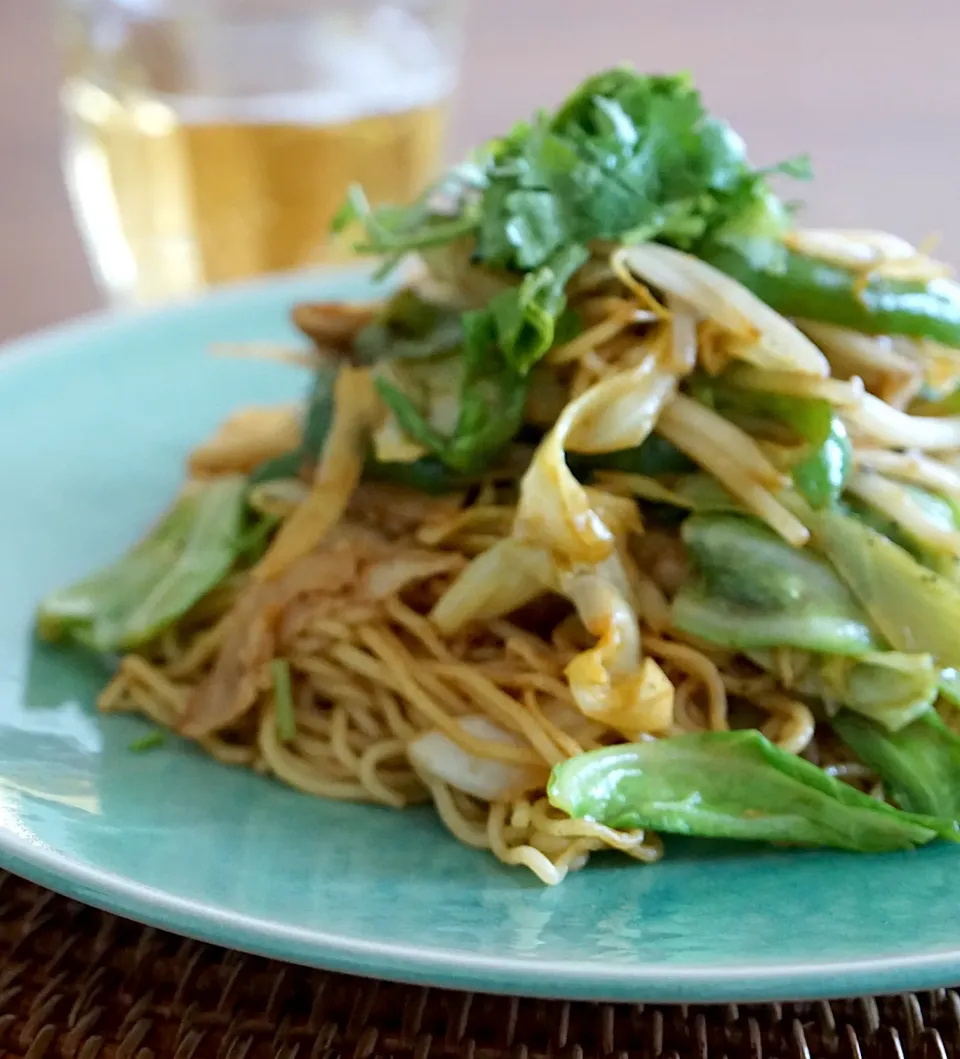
[3,271,960,1004]
[2,822,959,1003]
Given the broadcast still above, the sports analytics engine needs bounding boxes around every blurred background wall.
[1,0,958,339]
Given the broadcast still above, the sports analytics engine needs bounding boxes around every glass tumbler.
[56,0,464,304]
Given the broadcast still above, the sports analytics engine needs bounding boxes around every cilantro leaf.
[488,244,588,372]
[375,310,529,474]
[338,66,805,279]
[330,65,811,476]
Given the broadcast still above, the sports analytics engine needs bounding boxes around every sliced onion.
[617,244,829,377]
[659,394,787,488]
[852,450,960,501]
[798,320,915,372]
[785,229,951,283]
[873,258,954,282]
[891,335,960,400]
[846,471,960,558]
[723,363,864,407]
[657,396,809,547]
[666,295,698,374]
[797,320,918,406]
[408,716,545,801]
[844,393,960,451]
[786,229,918,269]
[564,362,678,454]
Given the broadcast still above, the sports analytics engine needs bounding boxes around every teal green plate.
[1,271,959,1003]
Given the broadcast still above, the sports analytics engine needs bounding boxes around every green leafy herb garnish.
[487,244,589,372]
[271,659,297,743]
[343,70,806,269]
[375,309,531,474]
[129,731,166,753]
[333,66,808,473]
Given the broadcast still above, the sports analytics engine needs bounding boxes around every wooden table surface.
[2,0,959,341]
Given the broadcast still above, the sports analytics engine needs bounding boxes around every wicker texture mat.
[0,872,955,1059]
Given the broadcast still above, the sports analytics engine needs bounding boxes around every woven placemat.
[0,872,955,1059]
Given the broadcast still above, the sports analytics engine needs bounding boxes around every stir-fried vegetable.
[333,69,809,464]
[852,450,960,502]
[832,711,960,821]
[701,241,960,349]
[375,310,531,473]
[938,668,960,708]
[409,716,548,800]
[129,730,166,753]
[656,396,810,545]
[618,244,829,376]
[571,434,695,478]
[37,477,250,652]
[810,508,960,670]
[844,393,960,451]
[255,366,382,579]
[795,321,920,403]
[792,416,851,509]
[35,64,960,882]
[352,289,463,364]
[548,730,951,850]
[694,376,852,509]
[672,514,877,654]
[430,538,555,634]
[749,649,938,731]
[597,471,740,514]
[845,473,960,561]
